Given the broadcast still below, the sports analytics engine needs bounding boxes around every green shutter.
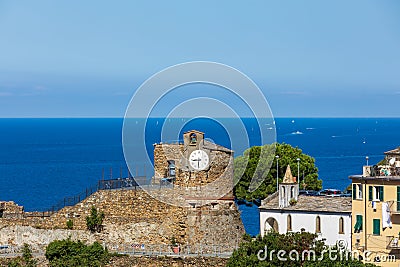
[397,187,400,212]
[373,219,380,235]
[353,184,356,200]
[368,186,373,201]
[354,215,362,232]
[379,186,384,201]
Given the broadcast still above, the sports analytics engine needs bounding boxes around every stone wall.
[107,256,228,267]
[0,201,24,218]
[153,143,184,184]
[0,188,244,252]
[0,226,97,251]
[0,255,228,267]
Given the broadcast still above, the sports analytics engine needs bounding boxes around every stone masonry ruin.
[0,130,245,254]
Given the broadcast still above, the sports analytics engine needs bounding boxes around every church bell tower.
[279,165,299,208]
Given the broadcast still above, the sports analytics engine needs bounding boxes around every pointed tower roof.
[282,165,296,184]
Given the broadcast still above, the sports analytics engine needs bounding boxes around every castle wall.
[108,256,228,267]
[0,188,244,252]
[153,143,184,183]
[0,255,228,267]
[0,201,24,218]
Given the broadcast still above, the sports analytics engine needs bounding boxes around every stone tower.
[279,165,299,208]
[153,130,234,198]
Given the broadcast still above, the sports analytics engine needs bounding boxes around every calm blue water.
[0,118,399,236]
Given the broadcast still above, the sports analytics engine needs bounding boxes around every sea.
[0,118,399,236]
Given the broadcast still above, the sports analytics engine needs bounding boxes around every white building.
[259,165,352,246]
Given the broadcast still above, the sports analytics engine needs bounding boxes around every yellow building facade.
[351,148,400,266]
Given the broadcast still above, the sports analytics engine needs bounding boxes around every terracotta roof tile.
[259,195,352,213]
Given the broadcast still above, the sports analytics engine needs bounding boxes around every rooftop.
[385,147,400,155]
[259,194,352,213]
[350,175,400,181]
[282,165,296,184]
[154,139,233,153]
[203,140,233,153]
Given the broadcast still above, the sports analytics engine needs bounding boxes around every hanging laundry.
[382,202,392,229]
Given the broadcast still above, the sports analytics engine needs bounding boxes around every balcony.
[364,165,400,177]
[387,236,400,249]
[388,200,400,214]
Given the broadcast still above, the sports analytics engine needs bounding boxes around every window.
[368,186,384,201]
[190,133,197,144]
[373,219,380,235]
[290,186,294,199]
[339,217,344,234]
[358,185,363,199]
[368,186,372,201]
[316,216,321,233]
[375,186,384,201]
[287,215,292,232]
[397,187,400,212]
[353,184,363,200]
[354,215,362,233]
[167,160,176,177]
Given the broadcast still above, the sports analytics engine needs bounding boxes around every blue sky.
[0,1,399,117]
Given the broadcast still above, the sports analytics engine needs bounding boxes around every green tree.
[234,143,322,201]
[45,238,110,267]
[86,206,105,233]
[227,231,376,267]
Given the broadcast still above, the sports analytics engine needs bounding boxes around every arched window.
[316,216,321,233]
[287,215,292,232]
[339,217,344,234]
[168,160,175,178]
[265,217,279,233]
[190,133,197,144]
[290,186,295,199]
[282,187,286,197]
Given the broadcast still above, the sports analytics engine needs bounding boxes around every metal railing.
[45,176,149,214]
[0,245,43,257]
[43,176,181,215]
[106,243,233,258]
[387,200,400,214]
[366,165,400,177]
[0,243,234,258]
[387,236,400,249]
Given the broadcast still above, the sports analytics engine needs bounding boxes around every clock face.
[189,149,209,171]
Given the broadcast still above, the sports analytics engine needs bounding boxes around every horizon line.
[0,116,399,119]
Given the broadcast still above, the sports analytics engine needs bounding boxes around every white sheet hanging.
[382,202,392,229]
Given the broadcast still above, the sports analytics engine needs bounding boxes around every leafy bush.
[86,206,104,233]
[289,198,297,206]
[45,238,110,267]
[227,231,376,267]
[66,219,73,230]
